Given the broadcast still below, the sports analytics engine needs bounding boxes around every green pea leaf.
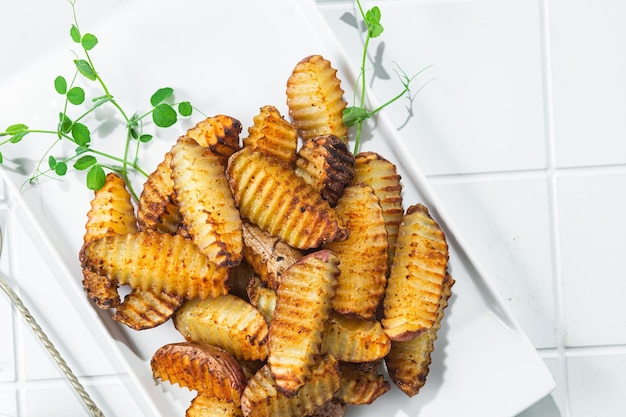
[70,24,81,43]
[9,132,28,144]
[342,106,370,127]
[365,6,383,38]
[73,155,97,170]
[86,164,106,190]
[74,59,97,81]
[5,123,29,134]
[130,128,139,140]
[67,86,85,105]
[0,152,3,164]
[81,33,98,51]
[54,76,67,94]
[178,101,193,117]
[48,155,57,170]
[71,122,91,146]
[150,87,174,107]
[55,161,68,176]
[139,134,153,143]
[59,113,73,134]
[152,103,177,128]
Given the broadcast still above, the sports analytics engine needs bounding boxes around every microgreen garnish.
[344,0,430,154]
[0,0,196,200]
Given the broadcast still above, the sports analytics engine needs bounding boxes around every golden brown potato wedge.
[354,152,403,272]
[151,342,246,406]
[82,172,138,309]
[137,115,241,234]
[294,135,355,207]
[226,146,348,250]
[334,362,390,405]
[113,288,182,331]
[240,355,341,417]
[385,274,454,397]
[242,221,303,290]
[382,204,449,341]
[322,312,390,363]
[286,54,348,142]
[243,105,298,167]
[136,152,183,235]
[83,172,138,243]
[267,250,340,395]
[170,136,243,267]
[174,294,269,361]
[80,231,229,300]
[185,114,242,166]
[186,394,244,417]
[324,184,388,319]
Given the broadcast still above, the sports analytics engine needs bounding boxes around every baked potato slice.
[324,183,388,320]
[240,355,341,417]
[80,231,228,300]
[385,274,454,396]
[286,54,348,142]
[170,136,243,267]
[186,394,243,417]
[354,152,403,272]
[322,312,390,363]
[151,341,246,406]
[334,361,390,405]
[267,250,339,395]
[243,105,297,167]
[294,134,355,207]
[175,294,269,361]
[382,204,449,341]
[226,146,348,250]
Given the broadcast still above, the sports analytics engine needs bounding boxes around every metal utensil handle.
[0,274,105,417]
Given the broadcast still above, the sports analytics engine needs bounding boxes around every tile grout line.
[538,0,571,416]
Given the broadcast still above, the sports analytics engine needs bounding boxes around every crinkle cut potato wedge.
[354,151,404,272]
[242,221,303,290]
[113,288,183,331]
[322,312,390,363]
[81,172,137,309]
[187,394,244,417]
[80,231,229,300]
[170,136,243,267]
[385,274,455,397]
[268,250,339,396]
[243,105,298,167]
[335,362,390,406]
[136,151,182,235]
[324,183,388,320]
[240,355,341,417]
[382,203,449,341]
[294,134,355,208]
[174,294,269,361]
[151,342,246,406]
[136,114,241,234]
[286,54,348,142]
[226,146,349,250]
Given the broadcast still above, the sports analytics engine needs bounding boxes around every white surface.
[0,0,601,415]
[318,0,626,416]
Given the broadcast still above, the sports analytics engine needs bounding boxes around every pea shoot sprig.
[343,0,431,154]
[0,0,196,201]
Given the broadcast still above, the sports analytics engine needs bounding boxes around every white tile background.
[1,0,625,416]
[317,0,626,415]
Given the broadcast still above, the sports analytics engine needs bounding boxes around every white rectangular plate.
[0,0,555,416]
